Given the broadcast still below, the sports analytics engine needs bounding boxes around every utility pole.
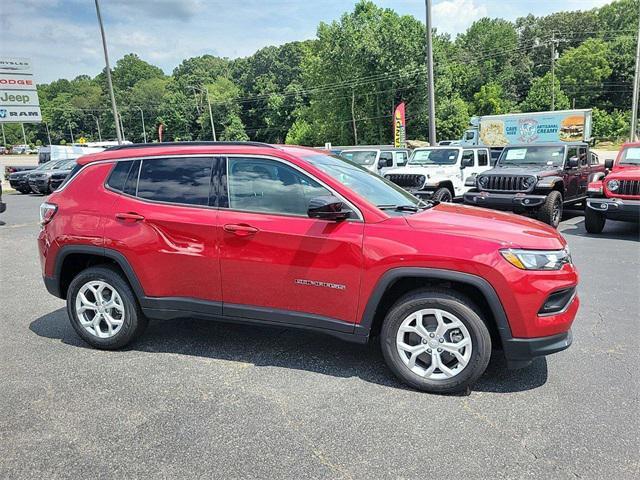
[118,113,125,140]
[631,11,640,141]
[95,0,122,144]
[351,90,358,145]
[44,121,52,145]
[551,32,556,111]
[1,124,6,147]
[135,106,147,143]
[425,0,437,145]
[188,85,217,141]
[68,121,75,144]
[89,114,102,142]
[21,123,27,146]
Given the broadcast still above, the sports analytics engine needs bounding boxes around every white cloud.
[432,0,488,34]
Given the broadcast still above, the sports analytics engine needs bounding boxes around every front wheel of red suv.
[380,289,492,394]
[66,266,148,349]
[584,207,606,234]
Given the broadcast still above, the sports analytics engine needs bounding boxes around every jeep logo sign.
[0,56,41,123]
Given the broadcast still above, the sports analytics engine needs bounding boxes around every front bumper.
[586,197,640,222]
[9,178,29,190]
[29,178,50,194]
[464,190,547,210]
[502,330,573,369]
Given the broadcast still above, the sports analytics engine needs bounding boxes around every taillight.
[39,202,57,225]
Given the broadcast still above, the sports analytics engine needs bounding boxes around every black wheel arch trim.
[51,244,146,300]
[360,267,513,341]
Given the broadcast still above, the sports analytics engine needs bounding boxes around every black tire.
[585,206,606,234]
[66,265,148,349]
[432,187,453,203]
[538,190,563,228]
[18,188,31,194]
[380,288,492,394]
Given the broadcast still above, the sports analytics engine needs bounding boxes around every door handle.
[223,223,259,236]
[116,212,145,222]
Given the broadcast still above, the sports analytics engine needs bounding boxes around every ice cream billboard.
[477,110,591,147]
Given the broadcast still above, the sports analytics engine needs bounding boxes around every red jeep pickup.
[586,142,640,233]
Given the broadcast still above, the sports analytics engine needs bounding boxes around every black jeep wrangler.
[463,142,604,227]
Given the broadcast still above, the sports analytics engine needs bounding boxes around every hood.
[406,202,565,250]
[485,165,561,177]
[9,171,30,179]
[608,167,640,180]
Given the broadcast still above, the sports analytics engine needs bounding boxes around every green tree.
[556,39,612,108]
[110,53,165,93]
[472,83,515,115]
[521,73,570,112]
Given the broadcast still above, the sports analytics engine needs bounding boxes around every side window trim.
[221,154,363,221]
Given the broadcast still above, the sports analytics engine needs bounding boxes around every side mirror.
[378,158,393,168]
[461,157,473,168]
[567,157,579,168]
[308,196,351,221]
[604,158,614,170]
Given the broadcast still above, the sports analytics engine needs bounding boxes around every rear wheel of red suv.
[66,266,148,349]
[380,289,491,394]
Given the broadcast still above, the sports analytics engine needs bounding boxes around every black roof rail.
[104,141,277,152]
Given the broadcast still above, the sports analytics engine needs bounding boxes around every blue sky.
[0,0,615,84]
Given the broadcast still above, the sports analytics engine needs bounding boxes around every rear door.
[217,155,364,325]
[102,156,223,305]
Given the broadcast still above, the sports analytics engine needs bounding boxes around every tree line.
[3,0,637,148]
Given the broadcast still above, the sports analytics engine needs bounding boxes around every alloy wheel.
[395,308,472,380]
[75,280,125,338]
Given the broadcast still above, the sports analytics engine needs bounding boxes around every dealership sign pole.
[0,58,42,142]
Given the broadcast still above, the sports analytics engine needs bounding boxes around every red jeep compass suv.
[38,142,579,393]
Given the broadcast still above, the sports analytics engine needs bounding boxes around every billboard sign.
[0,57,41,123]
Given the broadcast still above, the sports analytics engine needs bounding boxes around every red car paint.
[38,144,579,345]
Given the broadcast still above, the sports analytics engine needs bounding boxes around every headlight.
[523,176,537,188]
[500,247,572,271]
[607,179,619,191]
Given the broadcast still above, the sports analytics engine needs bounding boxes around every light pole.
[68,121,75,144]
[118,113,126,140]
[21,123,27,146]
[188,85,217,141]
[94,0,122,144]
[135,106,147,143]
[89,113,102,142]
[1,124,6,147]
[631,11,640,141]
[425,0,437,146]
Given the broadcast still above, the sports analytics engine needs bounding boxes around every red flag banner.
[394,102,406,148]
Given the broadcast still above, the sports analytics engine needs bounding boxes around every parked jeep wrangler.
[464,142,604,227]
[384,146,492,202]
[585,142,640,233]
[38,142,579,394]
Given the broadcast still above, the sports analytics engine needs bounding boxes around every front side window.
[579,147,588,166]
[227,157,330,216]
[462,150,475,166]
[395,151,408,166]
[379,152,393,167]
[590,153,599,165]
[137,157,213,206]
[409,148,459,165]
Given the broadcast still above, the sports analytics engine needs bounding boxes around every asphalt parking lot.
[0,192,638,479]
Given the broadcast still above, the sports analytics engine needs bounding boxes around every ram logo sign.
[0,57,41,123]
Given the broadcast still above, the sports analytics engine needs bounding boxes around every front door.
[217,156,364,324]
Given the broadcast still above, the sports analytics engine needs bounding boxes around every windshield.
[56,159,77,170]
[498,146,564,167]
[619,146,640,166]
[303,154,426,210]
[340,150,378,166]
[41,160,68,170]
[409,149,459,165]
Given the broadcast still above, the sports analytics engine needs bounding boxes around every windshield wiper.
[377,202,435,212]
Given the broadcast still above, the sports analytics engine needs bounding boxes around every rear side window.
[462,150,475,166]
[137,157,213,206]
[478,150,488,166]
[106,161,134,192]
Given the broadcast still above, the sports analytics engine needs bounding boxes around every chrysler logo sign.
[0,109,6,118]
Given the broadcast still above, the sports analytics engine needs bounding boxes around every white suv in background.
[384,146,492,202]
[340,147,409,176]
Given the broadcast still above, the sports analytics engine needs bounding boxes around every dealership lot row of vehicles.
[1,135,637,394]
